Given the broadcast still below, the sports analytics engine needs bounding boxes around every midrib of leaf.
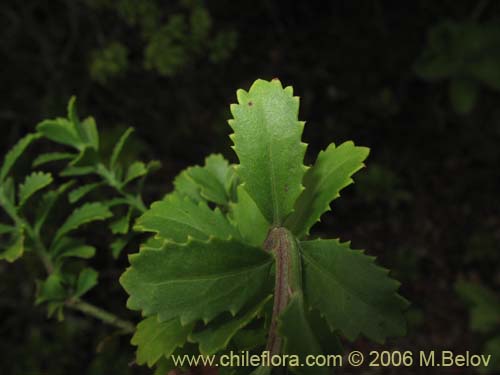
[143,261,271,286]
[261,106,281,224]
[267,129,280,225]
[301,249,393,321]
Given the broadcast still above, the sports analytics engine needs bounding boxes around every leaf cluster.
[120,79,408,374]
[0,97,158,320]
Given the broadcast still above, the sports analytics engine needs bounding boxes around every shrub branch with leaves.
[120,79,409,374]
[1,79,408,374]
[0,97,158,332]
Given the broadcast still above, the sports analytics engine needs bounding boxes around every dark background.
[1,1,499,374]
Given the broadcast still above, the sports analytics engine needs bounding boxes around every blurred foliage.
[90,42,129,83]
[0,99,158,374]
[355,163,412,207]
[87,0,237,80]
[416,19,500,113]
[456,280,500,372]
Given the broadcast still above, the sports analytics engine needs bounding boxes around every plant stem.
[65,299,135,333]
[263,227,303,356]
[0,195,136,333]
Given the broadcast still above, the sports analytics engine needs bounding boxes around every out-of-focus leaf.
[109,210,131,234]
[75,268,98,298]
[111,237,128,259]
[0,228,24,262]
[110,127,134,170]
[34,181,75,234]
[36,273,67,304]
[124,161,147,184]
[32,152,75,167]
[0,133,41,182]
[18,171,53,207]
[449,78,479,114]
[37,118,83,150]
[456,280,500,333]
[68,182,102,203]
[52,202,112,244]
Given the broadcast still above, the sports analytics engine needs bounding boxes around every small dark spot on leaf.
[284,184,289,192]
[248,101,253,106]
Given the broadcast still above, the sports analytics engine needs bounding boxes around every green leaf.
[132,316,194,367]
[300,239,408,342]
[0,180,17,219]
[81,116,99,150]
[75,268,98,298]
[449,78,479,114]
[111,237,128,258]
[124,161,148,184]
[60,166,95,177]
[36,273,67,304]
[134,194,238,242]
[50,236,96,260]
[285,142,369,237]
[109,209,131,234]
[2,177,16,205]
[67,97,99,149]
[229,185,269,247]
[68,182,102,203]
[120,238,272,325]
[278,294,328,375]
[67,96,79,128]
[0,228,24,263]
[228,79,307,224]
[185,154,234,205]
[455,280,500,333]
[47,301,65,321]
[37,118,83,150]
[0,132,41,182]
[0,223,16,234]
[32,152,75,167]
[190,296,271,355]
[18,171,53,207]
[110,127,134,170]
[56,244,96,260]
[53,202,113,245]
